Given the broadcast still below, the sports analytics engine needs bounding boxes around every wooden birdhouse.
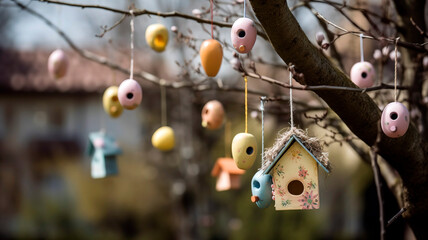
[87,131,122,179]
[211,158,245,191]
[263,134,330,210]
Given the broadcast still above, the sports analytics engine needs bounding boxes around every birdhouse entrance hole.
[361,72,367,78]
[246,146,254,155]
[112,96,118,102]
[126,93,134,99]
[390,112,398,120]
[288,180,304,195]
[238,29,246,38]
[253,180,260,189]
[154,35,166,48]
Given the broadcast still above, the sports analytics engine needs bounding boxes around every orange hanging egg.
[199,39,223,77]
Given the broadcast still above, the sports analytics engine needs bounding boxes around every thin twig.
[370,148,385,240]
[387,207,407,227]
[37,0,270,40]
[308,7,428,53]
[95,14,127,38]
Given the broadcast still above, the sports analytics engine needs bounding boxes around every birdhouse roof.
[262,128,331,174]
[87,131,122,156]
[211,158,245,177]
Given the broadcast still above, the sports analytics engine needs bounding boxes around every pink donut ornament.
[117,79,142,110]
[48,49,68,80]
[381,102,410,138]
[231,18,257,54]
[350,61,376,88]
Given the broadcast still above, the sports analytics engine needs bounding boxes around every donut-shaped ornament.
[199,39,223,77]
[350,61,376,88]
[381,102,410,138]
[118,79,142,110]
[201,100,225,130]
[231,18,257,54]
[48,49,68,80]
[152,126,175,151]
[103,86,123,118]
[145,23,169,52]
[251,169,273,208]
[231,133,257,170]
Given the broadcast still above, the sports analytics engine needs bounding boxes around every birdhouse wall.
[216,171,232,191]
[229,175,241,190]
[91,151,118,179]
[271,142,320,210]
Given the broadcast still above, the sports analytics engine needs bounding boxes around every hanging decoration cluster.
[43,0,412,194]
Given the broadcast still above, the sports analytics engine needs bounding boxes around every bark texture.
[249,0,428,238]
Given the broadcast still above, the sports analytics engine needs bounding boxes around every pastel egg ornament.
[152,126,175,151]
[199,39,223,77]
[118,79,142,110]
[48,49,68,80]
[102,86,123,118]
[251,169,273,208]
[350,61,376,88]
[201,100,225,130]
[381,102,410,138]
[231,133,257,170]
[145,23,169,52]
[231,18,257,54]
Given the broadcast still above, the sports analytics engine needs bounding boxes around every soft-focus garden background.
[0,0,414,239]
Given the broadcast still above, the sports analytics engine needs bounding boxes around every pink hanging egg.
[118,79,142,110]
[381,102,410,138]
[350,61,376,88]
[231,18,257,54]
[201,100,225,130]
[48,49,68,79]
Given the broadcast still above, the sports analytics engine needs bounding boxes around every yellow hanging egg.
[102,86,123,118]
[145,23,169,52]
[152,126,175,151]
[199,39,223,77]
[231,133,257,170]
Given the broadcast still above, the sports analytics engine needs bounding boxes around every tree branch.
[249,0,427,237]
[37,0,271,40]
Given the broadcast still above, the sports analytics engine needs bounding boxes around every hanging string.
[260,96,266,167]
[394,37,400,102]
[129,10,135,80]
[244,76,248,133]
[56,5,62,48]
[210,0,214,39]
[225,121,231,157]
[243,0,246,18]
[160,83,167,126]
[289,70,294,128]
[359,33,364,62]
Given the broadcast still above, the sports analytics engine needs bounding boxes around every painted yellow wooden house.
[263,135,330,210]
